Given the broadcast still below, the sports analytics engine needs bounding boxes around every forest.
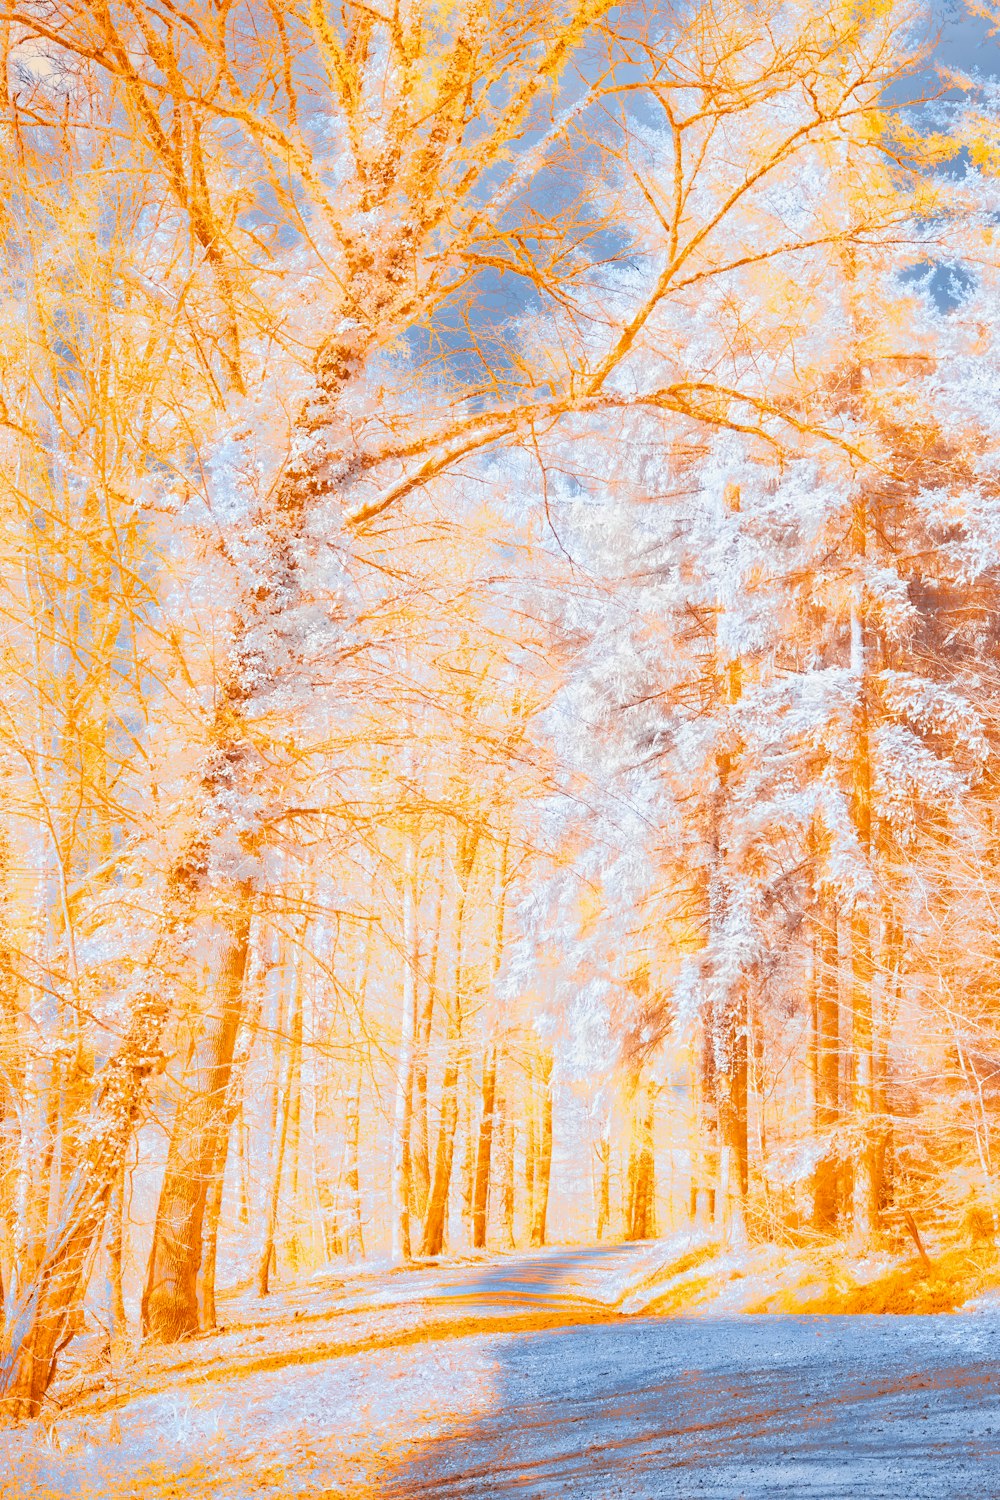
[1,0,1000,1467]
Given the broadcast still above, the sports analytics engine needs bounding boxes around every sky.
[936,0,1000,76]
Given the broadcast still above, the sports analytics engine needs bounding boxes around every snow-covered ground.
[4,1246,1000,1498]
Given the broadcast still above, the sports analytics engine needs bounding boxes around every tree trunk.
[749,1004,768,1200]
[107,1151,127,1349]
[0,1048,19,1319]
[851,902,877,1245]
[712,976,748,1247]
[849,550,878,1248]
[256,972,293,1297]
[692,1010,717,1229]
[705,487,746,1245]
[530,1049,553,1248]
[237,1109,251,1229]
[0,969,174,1416]
[285,991,304,1274]
[628,1108,642,1238]
[420,1020,461,1258]
[525,1088,537,1240]
[708,967,742,1242]
[628,1079,656,1240]
[595,1116,611,1241]
[199,932,266,1326]
[460,1065,477,1246]
[471,841,507,1251]
[341,932,370,1261]
[0,187,429,1410]
[418,828,475,1258]
[29,1056,62,1285]
[142,891,253,1343]
[496,1065,516,1250]
[472,1045,496,1249]
[344,1055,365,1259]
[256,1071,290,1297]
[734,1019,748,1199]
[411,875,442,1222]
[813,888,841,1230]
[392,843,418,1264]
[875,903,902,1216]
[0,842,20,1320]
[197,1125,227,1331]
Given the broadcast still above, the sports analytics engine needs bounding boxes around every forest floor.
[5,1236,1000,1498]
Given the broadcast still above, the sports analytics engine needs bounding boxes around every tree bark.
[849,529,878,1249]
[628,1079,656,1240]
[530,1049,553,1248]
[418,826,475,1258]
[256,1055,291,1297]
[595,1116,611,1241]
[472,1044,496,1249]
[420,1019,461,1258]
[813,887,841,1230]
[851,901,877,1245]
[199,934,266,1325]
[285,991,304,1274]
[29,1057,62,1286]
[411,874,443,1222]
[875,902,902,1216]
[256,968,293,1297]
[525,1086,537,1239]
[344,1055,365,1259]
[0,973,21,1321]
[341,932,370,1260]
[392,841,418,1264]
[707,483,747,1246]
[197,1134,226,1332]
[460,1065,477,1246]
[692,1010,717,1229]
[107,1151,127,1348]
[142,890,253,1343]
[237,1109,251,1229]
[715,982,748,1244]
[471,841,507,1250]
[0,976,171,1416]
[496,1063,516,1250]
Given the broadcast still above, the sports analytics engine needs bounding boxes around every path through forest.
[4,1244,1000,1497]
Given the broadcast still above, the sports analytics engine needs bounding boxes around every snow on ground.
[4,1243,1000,1498]
[2,1335,501,1499]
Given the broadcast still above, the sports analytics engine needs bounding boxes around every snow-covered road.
[381,1314,1000,1497]
[7,1246,1000,1497]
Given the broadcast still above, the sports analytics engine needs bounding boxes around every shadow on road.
[428,1243,654,1310]
[374,1309,1000,1498]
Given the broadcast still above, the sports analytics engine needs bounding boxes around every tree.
[0,0,968,1414]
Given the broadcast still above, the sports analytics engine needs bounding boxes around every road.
[379,1315,1000,1497]
[6,1246,1000,1498]
[379,1249,1000,1498]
